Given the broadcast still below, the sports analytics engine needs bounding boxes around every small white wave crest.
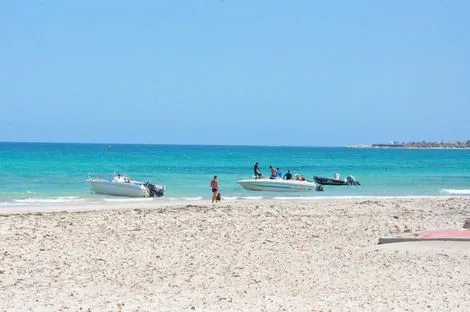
[102,197,154,202]
[440,189,470,195]
[272,196,319,200]
[13,196,84,204]
[184,197,204,201]
[222,196,238,200]
[240,196,263,200]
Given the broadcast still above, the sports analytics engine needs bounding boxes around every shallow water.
[0,142,469,205]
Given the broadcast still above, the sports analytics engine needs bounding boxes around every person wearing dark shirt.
[284,170,293,180]
[253,162,262,179]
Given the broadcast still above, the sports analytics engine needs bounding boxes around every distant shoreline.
[346,144,470,150]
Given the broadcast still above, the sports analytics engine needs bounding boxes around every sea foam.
[272,196,319,200]
[221,196,238,200]
[13,196,84,204]
[102,197,155,202]
[182,197,204,201]
[240,196,263,200]
[440,189,470,195]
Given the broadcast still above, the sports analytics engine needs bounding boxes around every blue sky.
[1,0,469,146]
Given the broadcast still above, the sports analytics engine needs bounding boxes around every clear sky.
[1,0,469,146]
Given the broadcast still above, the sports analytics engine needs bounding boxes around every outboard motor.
[144,182,165,197]
[346,175,360,186]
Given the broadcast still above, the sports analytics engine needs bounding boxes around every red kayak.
[379,229,470,244]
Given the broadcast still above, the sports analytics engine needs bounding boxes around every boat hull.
[237,179,318,192]
[88,180,150,197]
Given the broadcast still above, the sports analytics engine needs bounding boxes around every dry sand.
[0,197,469,311]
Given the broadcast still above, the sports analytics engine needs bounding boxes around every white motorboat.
[237,178,321,192]
[87,172,165,197]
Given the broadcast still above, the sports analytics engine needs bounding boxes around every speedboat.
[237,178,321,192]
[313,175,361,186]
[87,172,165,197]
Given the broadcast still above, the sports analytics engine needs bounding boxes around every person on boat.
[277,168,282,178]
[334,173,341,180]
[269,166,278,179]
[346,175,360,185]
[210,176,219,203]
[253,162,262,179]
[295,174,306,181]
[284,170,293,180]
[114,174,127,183]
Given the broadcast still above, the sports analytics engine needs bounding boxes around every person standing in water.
[269,166,278,179]
[210,176,219,203]
[253,162,262,179]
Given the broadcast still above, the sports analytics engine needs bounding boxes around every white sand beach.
[0,197,469,311]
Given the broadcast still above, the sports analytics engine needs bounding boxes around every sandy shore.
[0,197,469,311]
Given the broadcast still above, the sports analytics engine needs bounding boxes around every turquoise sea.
[1,142,470,206]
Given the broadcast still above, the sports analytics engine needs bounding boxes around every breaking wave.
[102,197,154,202]
[440,189,470,195]
[13,196,84,204]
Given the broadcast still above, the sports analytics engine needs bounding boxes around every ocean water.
[0,142,469,206]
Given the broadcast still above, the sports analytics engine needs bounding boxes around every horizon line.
[0,140,348,148]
